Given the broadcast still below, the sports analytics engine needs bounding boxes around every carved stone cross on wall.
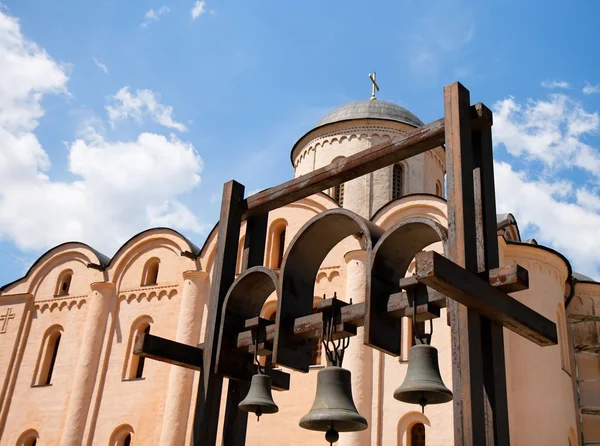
[0,307,15,334]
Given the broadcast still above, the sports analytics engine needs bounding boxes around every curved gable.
[1,242,108,296]
[108,228,200,289]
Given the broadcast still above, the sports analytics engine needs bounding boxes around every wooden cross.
[133,82,557,446]
[369,72,379,100]
[0,307,15,334]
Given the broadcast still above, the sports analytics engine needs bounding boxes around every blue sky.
[1,0,599,285]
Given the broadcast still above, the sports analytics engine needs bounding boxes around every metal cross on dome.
[369,71,379,100]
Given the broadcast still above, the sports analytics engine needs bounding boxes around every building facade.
[1,98,599,446]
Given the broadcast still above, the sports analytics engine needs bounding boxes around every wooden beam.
[233,265,524,355]
[221,212,268,446]
[486,264,528,294]
[472,105,511,446]
[415,251,558,346]
[134,333,203,371]
[194,181,245,446]
[444,82,487,446]
[243,104,490,218]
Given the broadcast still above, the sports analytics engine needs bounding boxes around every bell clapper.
[325,426,339,444]
[256,408,262,421]
[419,395,427,414]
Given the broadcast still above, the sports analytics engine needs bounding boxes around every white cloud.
[191,1,206,20]
[142,5,170,27]
[541,80,570,89]
[92,57,108,74]
[583,81,600,95]
[492,92,600,279]
[494,162,600,279]
[0,10,204,255]
[106,87,188,132]
[493,94,600,175]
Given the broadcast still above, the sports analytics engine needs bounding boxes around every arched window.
[557,304,571,374]
[331,157,346,206]
[124,318,152,380]
[33,325,63,386]
[17,429,39,446]
[435,180,443,197]
[267,220,288,269]
[392,164,403,200]
[333,183,345,206]
[110,425,134,446]
[310,303,322,366]
[236,235,246,275]
[277,228,286,268]
[410,423,426,446]
[141,258,160,286]
[55,269,72,296]
[410,320,426,348]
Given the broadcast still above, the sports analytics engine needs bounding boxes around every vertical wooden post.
[444,82,489,446]
[194,181,245,446]
[221,213,269,446]
[472,113,510,446]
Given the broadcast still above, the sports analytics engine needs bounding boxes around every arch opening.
[275,208,383,371]
[369,217,448,355]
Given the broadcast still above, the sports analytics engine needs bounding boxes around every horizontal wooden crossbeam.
[235,262,529,353]
[243,104,492,218]
[134,333,203,371]
[414,251,557,346]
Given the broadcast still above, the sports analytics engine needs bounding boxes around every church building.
[1,88,600,446]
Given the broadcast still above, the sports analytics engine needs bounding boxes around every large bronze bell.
[238,374,279,420]
[299,366,368,442]
[394,344,453,411]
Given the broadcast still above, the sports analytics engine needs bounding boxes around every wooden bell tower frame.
[134,82,558,446]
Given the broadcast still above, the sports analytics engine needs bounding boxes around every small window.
[236,235,246,275]
[334,183,345,206]
[34,326,62,386]
[267,220,288,269]
[55,270,72,296]
[435,180,443,197]
[141,258,160,286]
[410,423,426,446]
[557,304,571,374]
[17,430,39,446]
[310,305,322,366]
[277,228,286,269]
[411,320,426,347]
[125,321,151,380]
[393,164,403,200]
[110,425,134,446]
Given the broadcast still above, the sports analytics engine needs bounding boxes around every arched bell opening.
[368,216,448,355]
[216,266,280,381]
[274,208,384,372]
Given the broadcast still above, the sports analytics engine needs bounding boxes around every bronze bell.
[299,366,368,439]
[394,344,453,412]
[239,374,279,420]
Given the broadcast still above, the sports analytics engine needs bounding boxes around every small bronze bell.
[239,374,279,420]
[299,366,368,437]
[394,344,453,412]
